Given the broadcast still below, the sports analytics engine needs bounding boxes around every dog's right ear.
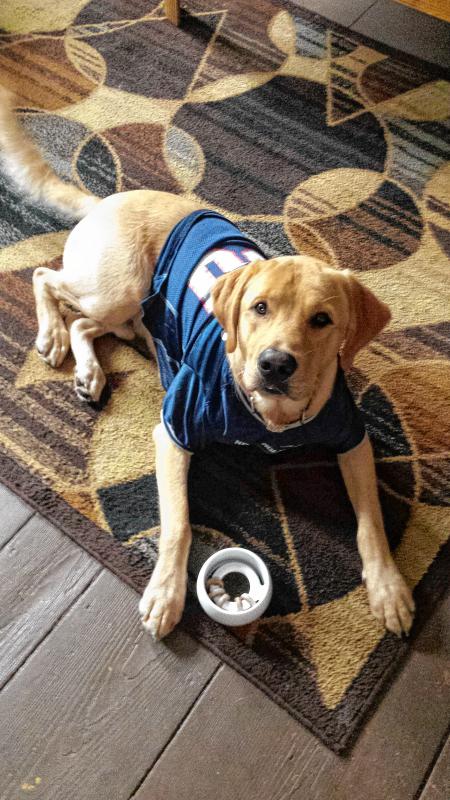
[211,264,254,353]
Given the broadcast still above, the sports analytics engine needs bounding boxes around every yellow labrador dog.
[0,89,414,640]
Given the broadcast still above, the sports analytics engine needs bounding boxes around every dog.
[0,89,415,640]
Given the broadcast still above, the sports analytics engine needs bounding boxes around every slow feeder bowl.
[196,547,272,626]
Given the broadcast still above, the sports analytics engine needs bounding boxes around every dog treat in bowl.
[197,548,272,626]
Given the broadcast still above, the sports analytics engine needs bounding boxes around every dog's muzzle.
[257,348,297,395]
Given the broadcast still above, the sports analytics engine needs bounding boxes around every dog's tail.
[0,86,100,220]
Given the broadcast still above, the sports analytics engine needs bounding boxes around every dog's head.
[211,255,390,430]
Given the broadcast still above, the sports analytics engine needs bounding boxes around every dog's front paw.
[36,323,69,368]
[74,361,106,402]
[365,563,415,636]
[139,570,186,640]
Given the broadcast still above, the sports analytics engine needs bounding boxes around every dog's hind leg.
[69,317,137,402]
[68,317,109,402]
[32,266,72,368]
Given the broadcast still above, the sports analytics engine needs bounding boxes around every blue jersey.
[141,210,366,454]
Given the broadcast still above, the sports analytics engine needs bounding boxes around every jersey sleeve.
[161,364,212,452]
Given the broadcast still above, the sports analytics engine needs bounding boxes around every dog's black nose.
[258,348,297,388]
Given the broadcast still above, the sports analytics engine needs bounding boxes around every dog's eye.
[310,312,332,328]
[254,302,267,316]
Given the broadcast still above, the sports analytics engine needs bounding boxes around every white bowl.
[196,547,272,626]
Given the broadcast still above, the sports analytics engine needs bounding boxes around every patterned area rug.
[0,0,449,753]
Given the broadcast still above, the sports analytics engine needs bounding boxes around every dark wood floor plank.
[283,0,376,26]
[420,736,450,800]
[0,569,219,800]
[0,515,101,687]
[0,483,34,547]
[136,593,450,800]
[352,0,450,67]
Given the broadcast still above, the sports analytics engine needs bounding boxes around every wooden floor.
[1,491,449,800]
[1,2,449,798]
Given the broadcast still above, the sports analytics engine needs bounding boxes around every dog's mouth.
[239,369,316,426]
[238,363,312,409]
[260,383,287,396]
[245,375,295,400]
[241,379,289,399]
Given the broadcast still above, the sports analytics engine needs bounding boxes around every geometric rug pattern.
[0,0,449,752]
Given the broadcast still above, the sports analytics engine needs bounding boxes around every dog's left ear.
[340,272,391,370]
[211,264,255,353]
